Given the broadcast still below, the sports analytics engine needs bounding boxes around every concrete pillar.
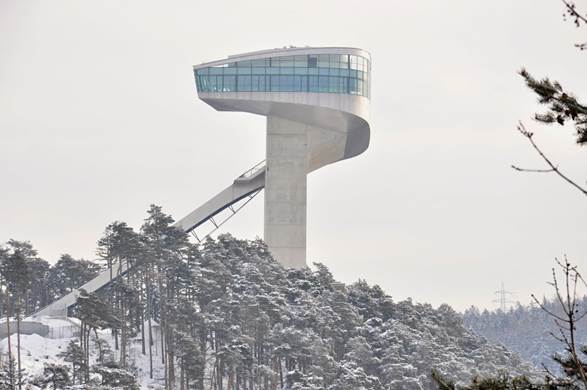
[264,115,308,268]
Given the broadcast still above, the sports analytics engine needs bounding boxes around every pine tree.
[47,254,100,301]
[1,240,35,390]
[42,363,70,390]
[92,362,140,390]
[58,340,85,385]
[75,289,120,383]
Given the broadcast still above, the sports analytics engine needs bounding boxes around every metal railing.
[237,160,266,180]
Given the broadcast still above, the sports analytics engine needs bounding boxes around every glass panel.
[294,55,308,67]
[308,55,318,68]
[280,75,294,90]
[266,67,280,75]
[317,54,329,68]
[252,67,266,75]
[208,76,217,92]
[309,76,318,92]
[318,68,329,76]
[210,67,223,75]
[237,67,251,75]
[278,56,295,67]
[237,75,251,91]
[349,78,358,94]
[318,76,329,92]
[237,60,252,67]
[270,75,280,91]
[329,77,339,93]
[223,76,236,92]
[329,54,340,68]
[340,55,349,68]
[294,75,307,92]
[223,67,237,75]
[295,67,309,75]
[252,59,269,67]
[251,75,265,91]
[280,67,294,75]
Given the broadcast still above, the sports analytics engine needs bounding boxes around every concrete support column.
[264,115,308,268]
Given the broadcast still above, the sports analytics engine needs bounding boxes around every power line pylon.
[493,282,514,312]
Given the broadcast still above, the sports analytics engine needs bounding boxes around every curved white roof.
[194,46,371,69]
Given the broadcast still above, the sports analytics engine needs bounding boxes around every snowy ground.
[0,317,166,389]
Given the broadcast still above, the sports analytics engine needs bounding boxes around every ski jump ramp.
[31,166,266,318]
[30,46,371,319]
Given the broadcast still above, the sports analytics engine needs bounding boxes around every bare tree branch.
[511,165,555,173]
[560,0,587,49]
[535,258,587,387]
[561,0,587,25]
[513,122,587,197]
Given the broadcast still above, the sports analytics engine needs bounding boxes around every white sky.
[1,0,586,311]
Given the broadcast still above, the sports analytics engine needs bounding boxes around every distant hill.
[463,298,587,374]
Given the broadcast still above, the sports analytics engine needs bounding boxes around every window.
[194,53,371,97]
[223,76,236,92]
[317,54,329,68]
[252,75,265,91]
[279,56,295,67]
[252,59,268,67]
[318,76,329,92]
[309,76,318,92]
[237,75,251,91]
[294,75,307,92]
[280,75,294,91]
[294,55,308,67]
[270,76,281,91]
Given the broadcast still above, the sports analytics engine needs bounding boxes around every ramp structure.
[30,163,266,318]
[30,46,372,318]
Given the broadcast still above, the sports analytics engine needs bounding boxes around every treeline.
[463,299,587,374]
[0,240,100,389]
[0,243,99,317]
[0,205,536,389]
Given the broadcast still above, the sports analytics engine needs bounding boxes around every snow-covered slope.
[0,318,165,389]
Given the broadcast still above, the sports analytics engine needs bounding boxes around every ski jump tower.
[189,46,372,268]
[30,46,370,318]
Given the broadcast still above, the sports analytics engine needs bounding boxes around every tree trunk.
[121,298,127,367]
[227,366,235,390]
[16,299,21,390]
[6,294,12,361]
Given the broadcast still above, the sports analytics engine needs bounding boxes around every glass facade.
[195,53,371,98]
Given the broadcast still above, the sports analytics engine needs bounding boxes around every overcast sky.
[1,0,586,311]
